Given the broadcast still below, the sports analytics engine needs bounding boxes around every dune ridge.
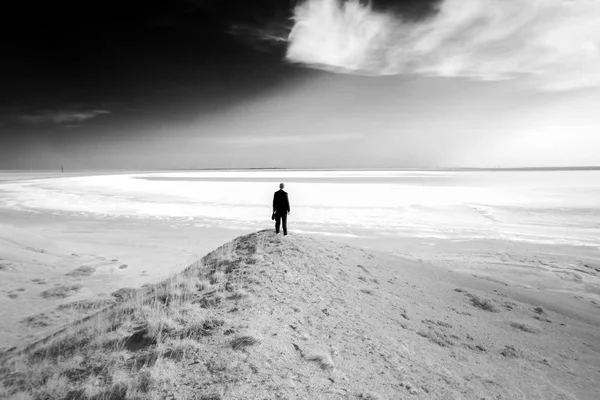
[1,230,599,399]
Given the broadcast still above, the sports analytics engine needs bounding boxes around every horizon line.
[2,166,600,173]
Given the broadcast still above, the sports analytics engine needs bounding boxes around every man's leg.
[275,213,281,234]
[282,213,288,236]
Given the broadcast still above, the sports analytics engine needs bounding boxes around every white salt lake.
[1,170,599,247]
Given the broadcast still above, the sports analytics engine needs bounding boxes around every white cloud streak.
[286,0,600,90]
[19,109,111,124]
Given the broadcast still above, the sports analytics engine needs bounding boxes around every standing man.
[273,183,290,236]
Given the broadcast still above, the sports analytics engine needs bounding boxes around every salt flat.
[1,170,599,349]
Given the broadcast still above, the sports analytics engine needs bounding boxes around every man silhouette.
[272,183,290,235]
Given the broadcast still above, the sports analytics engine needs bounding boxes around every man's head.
[279,183,285,189]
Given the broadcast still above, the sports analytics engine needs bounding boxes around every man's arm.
[273,192,277,212]
[285,193,290,213]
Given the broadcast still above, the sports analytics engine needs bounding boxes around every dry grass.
[35,374,70,399]
[111,288,138,302]
[417,330,455,347]
[510,322,540,333]
[230,335,261,350]
[0,239,261,400]
[40,284,83,299]
[21,314,53,328]
[3,391,34,400]
[500,345,520,358]
[466,293,498,312]
[58,298,116,312]
[358,392,382,400]
[226,289,250,301]
[66,266,96,277]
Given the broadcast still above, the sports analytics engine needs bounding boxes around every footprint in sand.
[553,270,583,282]
[582,263,600,273]
[0,262,15,271]
[119,264,129,269]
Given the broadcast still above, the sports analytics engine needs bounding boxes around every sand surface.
[205,232,599,399]
[1,170,599,399]
[3,230,598,399]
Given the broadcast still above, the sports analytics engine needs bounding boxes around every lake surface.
[1,170,599,247]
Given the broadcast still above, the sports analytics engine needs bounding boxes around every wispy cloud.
[19,109,111,124]
[220,132,364,147]
[286,0,600,90]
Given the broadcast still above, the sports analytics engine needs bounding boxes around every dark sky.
[1,0,295,168]
[1,0,599,169]
[1,0,297,119]
[1,0,439,110]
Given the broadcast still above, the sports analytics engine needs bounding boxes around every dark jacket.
[273,189,290,214]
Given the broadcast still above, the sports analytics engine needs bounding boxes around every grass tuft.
[111,288,138,302]
[41,285,83,299]
[417,330,454,347]
[226,289,250,301]
[58,299,115,311]
[510,322,540,333]
[66,266,95,277]
[466,294,498,312]
[34,374,70,400]
[200,394,223,400]
[500,345,520,358]
[230,335,261,350]
[358,392,382,400]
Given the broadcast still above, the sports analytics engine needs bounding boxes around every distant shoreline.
[1,166,600,174]
[438,166,600,172]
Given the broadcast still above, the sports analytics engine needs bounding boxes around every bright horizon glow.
[3,74,600,170]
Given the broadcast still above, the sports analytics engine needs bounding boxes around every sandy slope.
[0,213,240,349]
[1,230,599,399]
[175,230,599,400]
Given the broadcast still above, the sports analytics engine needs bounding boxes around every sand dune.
[1,231,598,399]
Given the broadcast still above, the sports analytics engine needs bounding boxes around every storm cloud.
[286,0,600,90]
